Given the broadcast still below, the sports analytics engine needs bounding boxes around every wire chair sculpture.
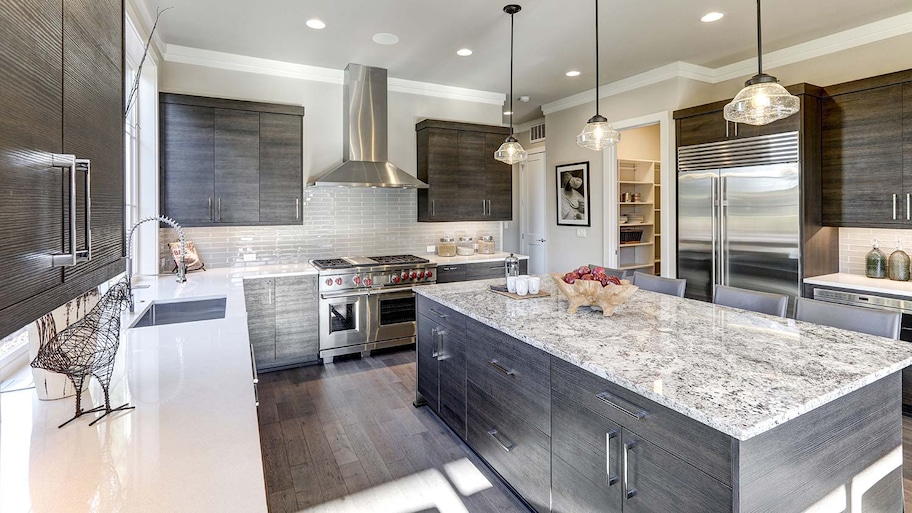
[30,280,135,428]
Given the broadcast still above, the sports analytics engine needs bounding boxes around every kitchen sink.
[130,297,227,328]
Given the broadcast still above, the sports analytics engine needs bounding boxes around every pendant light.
[494,4,528,165]
[577,0,619,151]
[723,0,799,126]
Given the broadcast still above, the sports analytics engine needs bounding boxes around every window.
[125,66,139,236]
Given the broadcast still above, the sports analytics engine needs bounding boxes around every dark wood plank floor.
[256,347,529,513]
[259,347,912,512]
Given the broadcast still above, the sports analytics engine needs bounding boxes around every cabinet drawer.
[466,319,550,435]
[467,383,550,513]
[551,356,732,486]
[417,295,466,334]
[435,264,466,283]
[466,261,507,280]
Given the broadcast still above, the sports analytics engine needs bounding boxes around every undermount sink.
[130,297,227,328]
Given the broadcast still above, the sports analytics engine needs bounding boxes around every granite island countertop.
[414,277,912,440]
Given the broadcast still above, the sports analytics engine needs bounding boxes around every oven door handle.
[371,286,418,295]
[321,290,372,300]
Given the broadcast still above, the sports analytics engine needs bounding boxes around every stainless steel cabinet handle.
[734,122,739,137]
[606,430,619,486]
[432,199,436,217]
[487,359,516,378]
[296,198,300,220]
[50,154,92,267]
[208,197,213,220]
[725,121,730,138]
[894,194,898,220]
[429,308,448,319]
[218,197,222,221]
[431,327,440,358]
[483,200,487,216]
[442,266,459,271]
[624,440,638,499]
[907,194,910,221]
[596,391,648,419]
[436,330,445,360]
[487,199,492,217]
[487,429,515,452]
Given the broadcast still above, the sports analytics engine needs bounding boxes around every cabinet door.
[274,275,319,364]
[435,264,466,283]
[426,129,460,220]
[416,315,440,409]
[161,103,216,225]
[244,278,276,367]
[437,328,466,439]
[0,0,65,314]
[458,131,487,219]
[622,431,732,513]
[259,112,303,225]
[214,108,259,224]
[903,84,912,217]
[465,262,507,281]
[485,132,513,220]
[676,111,728,147]
[63,0,124,282]
[821,85,904,227]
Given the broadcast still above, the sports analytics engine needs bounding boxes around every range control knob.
[364,278,373,287]
[401,272,409,281]
[325,278,333,286]
[353,276,362,284]
[335,278,343,286]
[418,271,426,279]
[410,272,417,280]
[426,270,434,278]
[392,276,401,284]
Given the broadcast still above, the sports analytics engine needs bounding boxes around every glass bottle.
[889,240,910,281]
[504,253,520,280]
[865,239,888,279]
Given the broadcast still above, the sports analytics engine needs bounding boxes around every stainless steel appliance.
[678,132,802,310]
[312,255,437,362]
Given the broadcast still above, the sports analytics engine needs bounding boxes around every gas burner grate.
[311,258,354,270]
[367,255,430,265]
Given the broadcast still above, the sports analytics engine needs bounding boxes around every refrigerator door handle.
[711,175,718,292]
[719,176,727,287]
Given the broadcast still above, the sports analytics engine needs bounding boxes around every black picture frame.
[556,161,591,227]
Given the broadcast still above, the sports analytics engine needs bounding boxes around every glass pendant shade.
[577,115,620,150]
[494,136,528,165]
[724,78,800,126]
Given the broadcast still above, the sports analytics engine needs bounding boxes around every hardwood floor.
[256,347,528,513]
[258,347,912,513]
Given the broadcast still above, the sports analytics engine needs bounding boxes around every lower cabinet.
[417,299,467,439]
[434,259,528,284]
[244,275,319,371]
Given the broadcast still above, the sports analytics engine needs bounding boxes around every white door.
[521,152,547,274]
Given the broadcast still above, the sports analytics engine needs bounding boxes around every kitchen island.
[415,277,912,512]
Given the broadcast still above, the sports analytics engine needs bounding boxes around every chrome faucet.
[126,216,187,312]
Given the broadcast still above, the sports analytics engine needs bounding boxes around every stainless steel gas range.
[311,255,437,362]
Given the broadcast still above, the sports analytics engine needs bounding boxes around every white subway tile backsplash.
[160,188,503,270]
[838,227,912,276]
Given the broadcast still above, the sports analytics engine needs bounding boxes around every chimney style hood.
[308,64,428,189]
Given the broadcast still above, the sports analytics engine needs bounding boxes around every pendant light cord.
[510,10,515,136]
[756,0,763,76]
[595,0,599,116]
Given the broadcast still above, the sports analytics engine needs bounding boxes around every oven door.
[369,288,417,344]
[319,292,369,351]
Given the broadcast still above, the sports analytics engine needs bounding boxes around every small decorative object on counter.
[504,253,520,280]
[889,240,910,281]
[477,235,495,254]
[437,237,457,257]
[865,239,888,279]
[456,236,475,256]
[552,265,638,316]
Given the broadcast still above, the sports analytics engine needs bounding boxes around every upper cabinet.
[0,0,124,338]
[416,120,513,222]
[675,102,800,148]
[159,94,304,227]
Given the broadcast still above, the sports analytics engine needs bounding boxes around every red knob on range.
[401,272,408,280]
[325,278,333,286]
[426,270,434,278]
[353,276,361,284]
[392,276,401,284]
[417,271,425,279]
[410,272,417,279]
[335,278,343,285]
[364,278,373,287]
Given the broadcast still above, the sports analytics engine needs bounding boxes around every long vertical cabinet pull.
[725,121,730,138]
[430,327,439,358]
[623,440,638,499]
[208,198,213,220]
[436,329,446,360]
[606,430,619,486]
[50,154,92,267]
[432,199,436,217]
[218,198,222,221]
[295,198,300,220]
[482,200,487,216]
[894,194,898,221]
[907,194,910,221]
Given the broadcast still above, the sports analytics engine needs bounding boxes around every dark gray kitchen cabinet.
[160,93,304,227]
[243,275,318,371]
[433,260,527,284]
[416,297,467,439]
[416,120,513,222]
[0,0,124,339]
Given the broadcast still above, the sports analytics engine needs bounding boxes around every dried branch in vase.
[124,6,173,120]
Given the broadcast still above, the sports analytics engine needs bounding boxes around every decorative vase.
[866,239,888,279]
[889,241,910,282]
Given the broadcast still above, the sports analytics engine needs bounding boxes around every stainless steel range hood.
[308,64,428,189]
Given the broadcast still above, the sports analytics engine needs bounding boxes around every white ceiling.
[148,0,912,123]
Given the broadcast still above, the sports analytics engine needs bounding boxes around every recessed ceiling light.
[306,19,326,30]
[566,70,581,77]
[701,12,724,23]
[372,33,400,45]
[503,111,513,116]
[456,48,473,57]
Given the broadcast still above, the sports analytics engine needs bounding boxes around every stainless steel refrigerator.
[678,132,802,309]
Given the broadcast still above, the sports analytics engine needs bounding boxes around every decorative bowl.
[551,274,638,316]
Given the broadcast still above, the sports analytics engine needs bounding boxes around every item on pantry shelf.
[456,236,475,256]
[169,240,206,273]
[866,239,888,279]
[620,228,644,244]
[515,276,529,296]
[889,240,910,281]
[505,253,520,280]
[633,193,642,202]
[478,235,495,254]
[619,215,628,224]
[528,277,541,295]
[620,192,631,202]
[553,265,638,316]
[437,237,456,257]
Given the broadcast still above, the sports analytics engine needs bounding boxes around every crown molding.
[543,9,912,116]
[163,45,505,105]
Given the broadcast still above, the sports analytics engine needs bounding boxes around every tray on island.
[489,285,551,300]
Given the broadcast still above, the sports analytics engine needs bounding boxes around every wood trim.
[416,119,510,135]
[822,68,912,97]
[160,92,305,116]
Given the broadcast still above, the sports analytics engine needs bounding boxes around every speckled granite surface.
[415,277,912,440]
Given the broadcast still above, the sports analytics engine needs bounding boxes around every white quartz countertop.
[0,267,276,513]
[805,273,912,298]
[424,252,528,265]
[415,277,912,441]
